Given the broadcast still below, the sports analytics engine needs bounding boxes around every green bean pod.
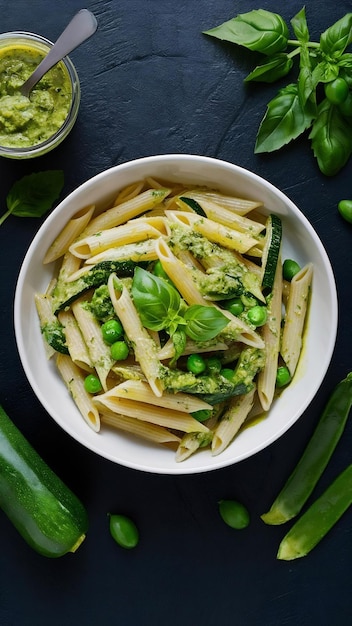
[277,464,352,560]
[261,372,352,525]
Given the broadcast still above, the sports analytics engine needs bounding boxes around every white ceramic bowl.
[14,155,338,474]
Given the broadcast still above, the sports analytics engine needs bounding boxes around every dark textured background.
[0,1,351,624]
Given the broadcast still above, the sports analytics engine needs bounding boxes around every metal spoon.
[20,8,98,98]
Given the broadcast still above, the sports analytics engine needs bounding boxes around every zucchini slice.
[261,214,282,292]
[178,196,207,217]
[0,404,88,557]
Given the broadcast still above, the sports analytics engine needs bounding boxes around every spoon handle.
[21,9,98,97]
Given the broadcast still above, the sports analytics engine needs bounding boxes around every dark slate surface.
[0,1,351,624]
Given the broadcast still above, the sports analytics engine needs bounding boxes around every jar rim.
[0,31,81,158]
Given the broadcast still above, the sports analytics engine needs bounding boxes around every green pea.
[218,499,250,530]
[283,259,301,282]
[241,294,258,308]
[325,77,349,105]
[338,199,352,224]
[84,374,102,394]
[223,298,244,316]
[247,305,267,327]
[191,409,212,422]
[186,353,207,374]
[206,356,222,374]
[101,319,124,344]
[111,340,129,361]
[108,514,139,549]
[221,368,235,381]
[276,365,291,388]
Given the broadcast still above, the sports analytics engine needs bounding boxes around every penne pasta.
[281,263,313,376]
[100,380,212,412]
[212,387,256,456]
[101,408,181,447]
[58,309,93,372]
[43,205,95,264]
[56,354,100,432]
[257,254,283,411]
[108,274,164,397]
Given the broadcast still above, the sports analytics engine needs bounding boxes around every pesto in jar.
[0,44,72,148]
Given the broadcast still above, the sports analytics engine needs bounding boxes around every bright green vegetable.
[261,214,282,292]
[338,199,352,223]
[52,260,140,312]
[89,284,115,322]
[218,499,250,529]
[204,8,352,176]
[111,341,129,361]
[84,374,102,394]
[132,267,229,343]
[191,409,212,422]
[187,354,207,375]
[108,513,139,549]
[0,170,64,227]
[41,320,69,355]
[283,259,301,281]
[206,356,222,374]
[223,297,244,316]
[325,77,349,104]
[0,404,88,557]
[261,372,352,525]
[247,305,267,327]
[277,464,352,560]
[276,366,291,388]
[101,319,124,344]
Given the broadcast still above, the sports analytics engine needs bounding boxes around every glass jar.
[0,31,80,159]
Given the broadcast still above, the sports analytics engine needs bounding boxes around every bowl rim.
[14,154,338,474]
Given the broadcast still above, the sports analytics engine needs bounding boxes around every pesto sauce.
[0,45,72,148]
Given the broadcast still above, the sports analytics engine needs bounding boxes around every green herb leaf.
[244,53,293,83]
[309,99,352,175]
[131,267,182,332]
[203,9,289,56]
[1,171,64,226]
[320,13,352,60]
[291,7,310,44]
[255,83,315,153]
[184,305,229,342]
[311,60,340,84]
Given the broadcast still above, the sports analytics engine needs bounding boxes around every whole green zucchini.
[0,404,88,557]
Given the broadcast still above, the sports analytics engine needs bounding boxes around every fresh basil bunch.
[132,267,229,364]
[204,8,352,176]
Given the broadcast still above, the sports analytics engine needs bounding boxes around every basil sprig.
[0,171,64,226]
[131,267,229,358]
[204,8,352,176]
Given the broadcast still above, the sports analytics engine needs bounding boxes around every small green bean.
[261,372,352,525]
[338,199,352,224]
[218,499,250,529]
[108,514,139,549]
[277,464,352,560]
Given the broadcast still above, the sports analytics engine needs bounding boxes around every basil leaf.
[184,305,229,342]
[297,45,317,110]
[291,7,309,44]
[320,13,352,59]
[203,9,289,56]
[3,170,64,225]
[338,53,352,69]
[131,267,181,331]
[255,83,315,153]
[244,53,293,83]
[309,99,352,176]
[311,60,339,84]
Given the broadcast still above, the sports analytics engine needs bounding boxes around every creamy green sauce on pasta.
[0,44,72,148]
